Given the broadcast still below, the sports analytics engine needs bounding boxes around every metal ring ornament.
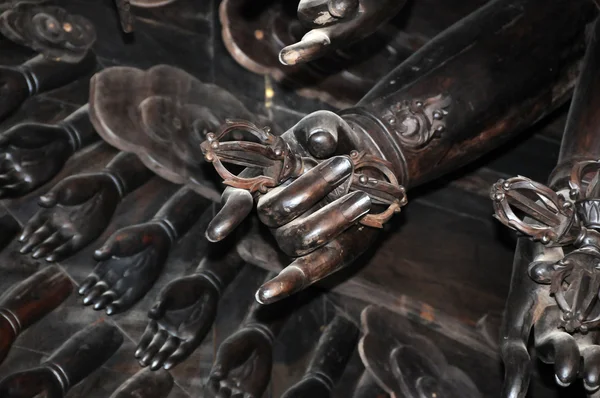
[349,150,407,228]
[491,176,577,245]
[201,120,407,228]
[201,119,303,194]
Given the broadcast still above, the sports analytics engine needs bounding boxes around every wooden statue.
[19,151,153,262]
[205,272,290,398]
[78,186,210,315]
[135,247,244,370]
[0,104,99,198]
[0,321,123,397]
[358,305,482,397]
[88,64,272,202]
[202,0,597,304]
[0,266,72,365]
[490,17,600,398]
[281,315,358,398]
[109,368,173,398]
[0,2,96,63]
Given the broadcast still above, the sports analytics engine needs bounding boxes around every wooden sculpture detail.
[0,2,96,63]
[109,369,173,398]
[0,52,95,122]
[206,272,289,398]
[136,249,244,370]
[359,306,482,398]
[0,105,98,199]
[203,0,596,305]
[89,64,271,202]
[79,187,210,315]
[220,0,415,108]
[281,315,358,398]
[0,321,123,397]
[0,266,73,365]
[491,17,600,397]
[19,151,152,262]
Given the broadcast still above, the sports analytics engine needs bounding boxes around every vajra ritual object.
[490,16,600,398]
[201,0,597,304]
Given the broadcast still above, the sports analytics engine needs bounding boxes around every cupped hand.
[78,221,172,315]
[0,122,74,198]
[19,171,122,262]
[135,274,220,370]
[206,327,273,398]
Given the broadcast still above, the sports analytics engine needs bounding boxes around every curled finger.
[256,225,376,304]
[274,191,370,256]
[135,321,158,358]
[582,345,600,392]
[206,187,253,243]
[19,222,52,253]
[19,211,46,243]
[257,156,353,228]
[150,336,180,371]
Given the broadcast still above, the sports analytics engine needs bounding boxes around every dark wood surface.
[0,0,582,397]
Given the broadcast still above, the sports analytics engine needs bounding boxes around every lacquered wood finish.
[0,265,72,365]
[79,186,211,314]
[18,151,152,262]
[89,64,271,202]
[136,246,244,370]
[0,2,96,63]
[109,369,173,398]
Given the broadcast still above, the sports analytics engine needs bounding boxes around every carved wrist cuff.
[58,119,84,152]
[100,170,126,199]
[46,361,70,395]
[14,64,39,96]
[198,271,223,296]
[153,218,178,244]
[245,323,275,344]
[0,308,21,337]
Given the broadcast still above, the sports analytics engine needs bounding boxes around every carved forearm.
[195,249,244,295]
[152,186,210,240]
[105,152,154,197]
[44,322,123,389]
[18,51,96,95]
[304,315,358,383]
[58,104,98,150]
[341,0,595,188]
[0,265,72,333]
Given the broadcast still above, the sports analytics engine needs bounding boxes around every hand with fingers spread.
[79,186,210,315]
[0,104,98,198]
[279,0,407,65]
[18,152,152,262]
[79,221,173,315]
[135,250,244,370]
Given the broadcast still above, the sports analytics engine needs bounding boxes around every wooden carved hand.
[136,249,244,370]
[280,0,408,65]
[0,105,98,198]
[207,327,274,398]
[19,152,152,262]
[79,187,209,315]
[79,221,173,315]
